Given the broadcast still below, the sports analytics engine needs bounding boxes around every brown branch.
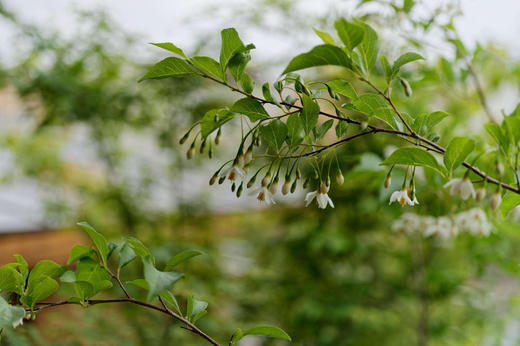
[195,70,520,195]
[33,298,220,346]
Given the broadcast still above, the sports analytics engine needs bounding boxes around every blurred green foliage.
[2,1,520,345]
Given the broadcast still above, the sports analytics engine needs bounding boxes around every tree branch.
[33,298,220,346]
[195,70,520,195]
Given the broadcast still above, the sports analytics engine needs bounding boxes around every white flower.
[424,217,458,240]
[12,316,23,328]
[249,186,275,205]
[220,165,245,181]
[305,183,334,209]
[455,208,492,236]
[392,213,421,233]
[411,196,419,205]
[444,177,475,200]
[389,188,414,206]
[490,192,502,210]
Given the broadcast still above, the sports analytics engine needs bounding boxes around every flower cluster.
[391,208,493,240]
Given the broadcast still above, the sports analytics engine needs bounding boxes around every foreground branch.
[33,298,220,346]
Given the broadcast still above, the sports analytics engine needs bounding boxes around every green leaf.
[126,237,153,261]
[282,44,353,75]
[126,279,149,290]
[313,28,335,45]
[315,119,334,140]
[381,147,445,176]
[160,291,182,315]
[262,83,279,106]
[118,242,137,269]
[0,296,25,329]
[426,111,449,130]
[188,296,208,321]
[220,28,245,69]
[301,94,320,134]
[230,98,269,122]
[74,281,95,301]
[380,55,392,82]
[352,94,396,128]
[334,19,364,51]
[444,137,475,173]
[286,113,303,148]
[21,259,66,308]
[21,277,59,308]
[143,256,184,301]
[485,123,509,152]
[67,245,94,265]
[501,191,520,218]
[139,57,194,82]
[200,109,234,139]
[230,328,244,345]
[77,222,109,266]
[325,79,357,99]
[190,56,224,80]
[150,42,187,58]
[0,265,24,294]
[75,258,112,299]
[356,21,379,73]
[392,52,424,74]
[164,250,203,271]
[243,325,292,341]
[240,73,254,94]
[260,120,288,153]
[335,121,349,138]
[60,270,76,283]
[14,255,28,281]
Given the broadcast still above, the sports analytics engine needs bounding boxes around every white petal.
[326,194,335,208]
[389,191,401,204]
[316,193,328,208]
[443,178,460,188]
[305,191,318,206]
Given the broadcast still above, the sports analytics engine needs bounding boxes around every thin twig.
[195,69,520,195]
[33,298,220,346]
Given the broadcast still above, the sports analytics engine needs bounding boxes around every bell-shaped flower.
[305,183,334,209]
[389,188,414,206]
[444,177,475,200]
[220,164,246,182]
[249,186,275,205]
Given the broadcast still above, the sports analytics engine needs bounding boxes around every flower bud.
[320,182,329,194]
[261,173,271,187]
[360,121,368,130]
[490,192,502,210]
[303,177,310,189]
[336,172,344,185]
[296,168,301,179]
[247,175,256,188]
[282,180,290,195]
[199,139,206,154]
[186,144,195,160]
[475,187,486,201]
[231,182,236,192]
[208,144,213,159]
[244,150,253,165]
[290,179,297,193]
[238,154,245,168]
[215,128,222,145]
[179,131,190,145]
[218,176,226,184]
[384,174,392,188]
[496,162,504,176]
[209,173,218,185]
[269,177,279,194]
[400,78,412,97]
[236,183,243,197]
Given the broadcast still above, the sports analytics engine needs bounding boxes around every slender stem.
[33,298,220,346]
[194,68,520,194]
